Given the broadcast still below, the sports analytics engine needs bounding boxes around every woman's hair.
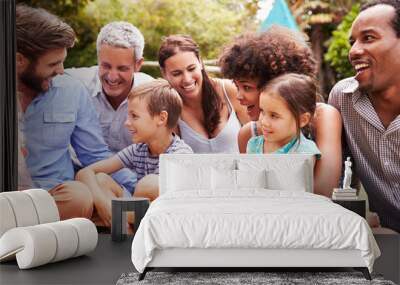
[158,35,222,136]
[260,73,317,141]
[16,4,75,61]
[128,79,182,129]
[219,26,316,89]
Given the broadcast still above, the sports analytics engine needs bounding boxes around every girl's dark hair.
[158,35,222,137]
[261,73,317,141]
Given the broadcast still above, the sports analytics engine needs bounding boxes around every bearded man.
[16,5,136,221]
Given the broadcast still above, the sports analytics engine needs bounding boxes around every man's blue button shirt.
[21,73,137,193]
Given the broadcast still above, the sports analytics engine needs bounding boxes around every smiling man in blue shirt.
[16,5,137,222]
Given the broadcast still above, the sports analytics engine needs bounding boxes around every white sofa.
[0,189,98,269]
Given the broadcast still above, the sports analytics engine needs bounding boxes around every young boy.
[76,79,193,227]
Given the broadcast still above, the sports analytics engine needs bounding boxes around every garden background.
[18,0,362,98]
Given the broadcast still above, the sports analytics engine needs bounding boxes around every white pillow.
[266,164,308,191]
[160,155,237,194]
[211,168,237,190]
[211,169,267,191]
[236,169,267,189]
[167,163,211,192]
[237,157,312,192]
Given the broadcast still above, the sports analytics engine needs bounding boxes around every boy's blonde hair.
[128,79,182,129]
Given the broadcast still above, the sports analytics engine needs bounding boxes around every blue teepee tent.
[259,0,299,32]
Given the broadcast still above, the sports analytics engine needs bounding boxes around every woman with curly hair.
[158,34,249,153]
[218,26,342,197]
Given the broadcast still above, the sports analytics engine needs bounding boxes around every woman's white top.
[177,81,241,153]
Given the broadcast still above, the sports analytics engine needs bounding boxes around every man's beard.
[19,63,54,93]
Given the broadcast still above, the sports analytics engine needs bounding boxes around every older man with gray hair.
[67,21,153,153]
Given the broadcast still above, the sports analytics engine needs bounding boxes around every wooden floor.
[0,232,398,285]
[373,229,400,284]
[0,234,134,285]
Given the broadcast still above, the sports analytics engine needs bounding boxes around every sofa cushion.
[0,196,17,237]
[0,190,60,239]
[0,218,97,269]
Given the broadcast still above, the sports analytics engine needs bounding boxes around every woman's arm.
[312,103,343,197]
[222,79,250,125]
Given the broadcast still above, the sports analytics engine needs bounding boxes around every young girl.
[247,73,320,158]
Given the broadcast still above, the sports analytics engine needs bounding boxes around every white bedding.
[131,190,380,273]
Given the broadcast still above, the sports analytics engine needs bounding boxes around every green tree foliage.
[17,0,96,67]
[18,0,258,71]
[17,0,90,18]
[324,3,359,79]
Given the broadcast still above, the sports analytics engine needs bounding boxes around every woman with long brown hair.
[158,34,248,153]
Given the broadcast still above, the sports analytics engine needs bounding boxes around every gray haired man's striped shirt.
[329,77,400,232]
